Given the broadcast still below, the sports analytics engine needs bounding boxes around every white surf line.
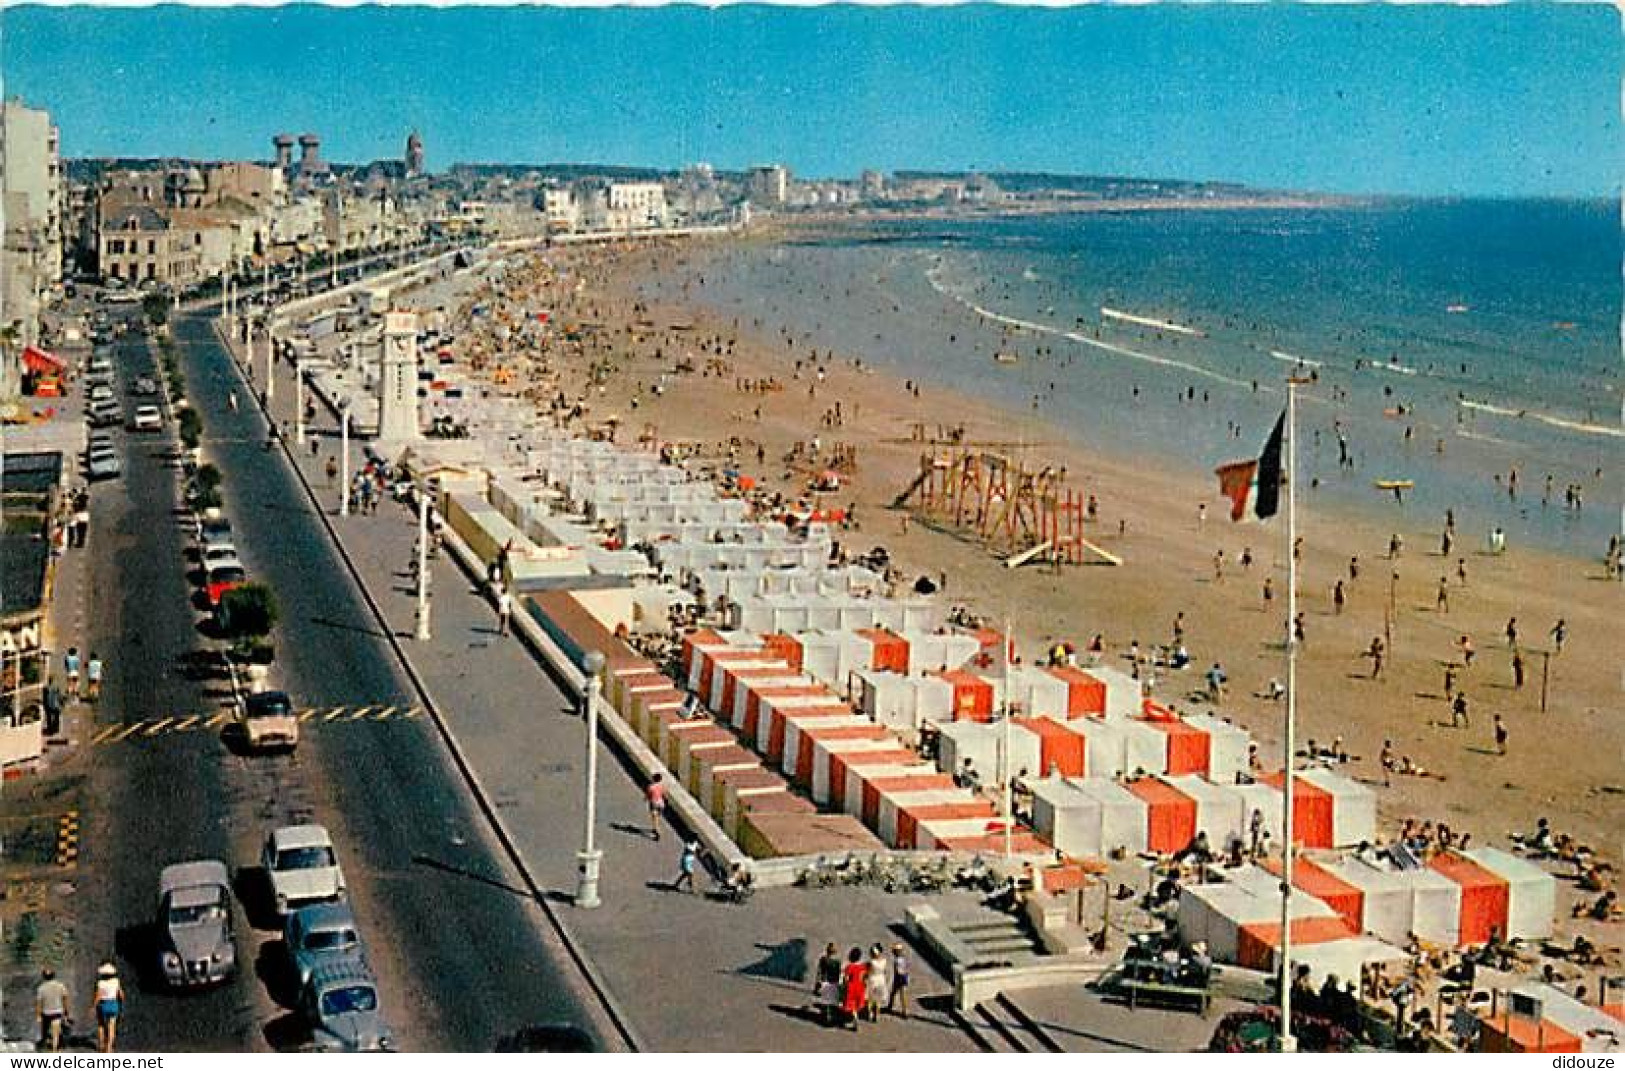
[1269,349,1324,369]
[1461,398,1625,439]
[1101,306,1206,337]
[1366,360,1420,377]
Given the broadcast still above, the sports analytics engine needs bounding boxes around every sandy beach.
[446,232,1622,880]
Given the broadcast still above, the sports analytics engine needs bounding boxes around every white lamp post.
[414,488,432,641]
[264,321,276,406]
[338,401,351,517]
[576,649,607,909]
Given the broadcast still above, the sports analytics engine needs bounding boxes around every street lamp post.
[415,488,432,641]
[576,649,607,909]
[264,322,276,407]
[338,402,351,517]
[294,356,305,447]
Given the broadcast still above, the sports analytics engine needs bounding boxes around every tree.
[178,407,203,451]
[143,292,169,326]
[218,583,278,660]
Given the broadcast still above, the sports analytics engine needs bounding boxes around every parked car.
[201,545,242,573]
[195,515,233,552]
[89,383,114,404]
[87,404,122,429]
[131,375,159,397]
[132,405,162,431]
[86,450,122,481]
[284,901,364,990]
[240,689,299,752]
[262,824,345,918]
[204,564,246,608]
[300,958,391,1052]
[156,860,237,988]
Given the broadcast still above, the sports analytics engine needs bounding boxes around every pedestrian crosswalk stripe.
[89,703,415,746]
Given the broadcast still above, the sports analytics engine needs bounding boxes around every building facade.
[1,98,63,347]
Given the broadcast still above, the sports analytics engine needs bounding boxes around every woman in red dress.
[840,947,868,1031]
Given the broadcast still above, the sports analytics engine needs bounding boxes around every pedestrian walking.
[35,968,69,1052]
[1493,714,1508,755]
[887,944,911,1019]
[1436,577,1449,613]
[645,773,667,841]
[1457,557,1468,586]
[64,647,81,701]
[1368,637,1385,680]
[840,948,868,1031]
[673,840,698,894]
[1349,556,1360,582]
[1459,634,1476,667]
[1240,546,1253,570]
[1332,579,1346,614]
[1379,740,1395,787]
[325,456,338,486]
[86,652,103,702]
[813,943,843,1026]
[1441,529,1453,557]
[1451,691,1470,728]
[1505,617,1519,649]
[1512,651,1526,689]
[864,944,891,1022]
[496,586,512,636]
[73,502,90,548]
[1262,576,1274,610]
[1213,549,1225,583]
[1444,665,1458,698]
[93,962,123,1053]
[1293,613,1306,646]
[1389,533,1403,559]
[1549,618,1567,654]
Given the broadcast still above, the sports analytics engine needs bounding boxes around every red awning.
[22,345,65,373]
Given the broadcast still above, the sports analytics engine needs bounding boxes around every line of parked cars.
[156,823,392,1051]
[82,338,164,479]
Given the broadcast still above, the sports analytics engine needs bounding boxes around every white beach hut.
[1466,847,1556,941]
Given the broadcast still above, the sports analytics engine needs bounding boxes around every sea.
[642,199,1622,560]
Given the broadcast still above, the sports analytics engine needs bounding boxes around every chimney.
[273,133,295,170]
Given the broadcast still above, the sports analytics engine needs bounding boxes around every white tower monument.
[377,309,421,442]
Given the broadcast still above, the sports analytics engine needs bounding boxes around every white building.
[1,98,63,348]
[542,186,579,232]
[376,309,420,442]
[605,181,668,229]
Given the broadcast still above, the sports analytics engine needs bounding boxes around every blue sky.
[2,3,1618,196]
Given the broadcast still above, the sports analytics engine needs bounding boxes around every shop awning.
[22,345,65,374]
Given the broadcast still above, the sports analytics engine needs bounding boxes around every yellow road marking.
[370,705,399,721]
[172,715,203,733]
[401,706,422,720]
[295,708,319,722]
[346,705,380,721]
[204,711,233,729]
[108,723,147,744]
[142,718,176,738]
[90,725,123,746]
[322,706,348,722]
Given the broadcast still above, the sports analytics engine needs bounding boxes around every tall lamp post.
[294,355,305,448]
[338,400,351,517]
[576,649,607,909]
[414,486,432,641]
[264,321,276,407]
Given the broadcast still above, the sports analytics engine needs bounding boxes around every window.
[108,239,124,255]
[148,239,157,255]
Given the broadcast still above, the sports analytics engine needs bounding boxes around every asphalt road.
[76,309,611,1052]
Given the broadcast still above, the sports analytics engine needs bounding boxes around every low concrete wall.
[955,958,1113,1012]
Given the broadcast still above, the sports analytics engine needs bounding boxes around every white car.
[132,405,162,431]
[201,545,242,572]
[263,825,346,918]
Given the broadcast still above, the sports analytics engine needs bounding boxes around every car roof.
[271,824,334,851]
[159,859,230,896]
[308,956,376,992]
[291,900,357,933]
[246,691,292,714]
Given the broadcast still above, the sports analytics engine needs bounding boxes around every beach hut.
[1235,917,1360,972]
[1165,775,1248,846]
[935,720,1042,786]
[1283,936,1407,988]
[1069,778,1149,855]
[1013,717,1087,779]
[900,803,1001,851]
[1005,665,1071,718]
[1066,717,1128,778]
[1030,777,1105,858]
[1176,879,1338,963]
[1125,777,1198,854]
[739,683,819,741]
[704,651,784,710]
[724,785,814,843]
[872,788,965,846]
[870,774,959,841]
[1319,855,1417,946]
[629,686,685,742]
[934,669,996,721]
[1429,852,1511,947]
[676,727,745,793]
[1119,719,1171,777]
[1140,717,1212,777]
[1181,713,1252,784]
[1259,771,1334,849]
[1297,767,1378,847]
[729,672,812,731]
[1465,847,1556,941]
[691,745,763,808]
[709,763,783,822]
[1259,856,1366,933]
[782,715,876,784]
[855,627,910,673]
[819,742,915,810]
[1043,666,1109,717]
[903,632,981,676]
[853,669,955,733]
[1478,984,1621,1054]
[1392,864,1467,947]
[1085,665,1143,721]
[717,662,796,722]
[755,691,847,759]
[842,764,939,824]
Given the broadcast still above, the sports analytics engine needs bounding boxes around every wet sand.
[456,235,1623,876]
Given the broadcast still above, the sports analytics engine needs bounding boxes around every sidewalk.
[240,324,986,1052]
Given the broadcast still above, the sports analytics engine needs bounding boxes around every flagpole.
[1278,378,1301,1053]
[1003,615,1014,860]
